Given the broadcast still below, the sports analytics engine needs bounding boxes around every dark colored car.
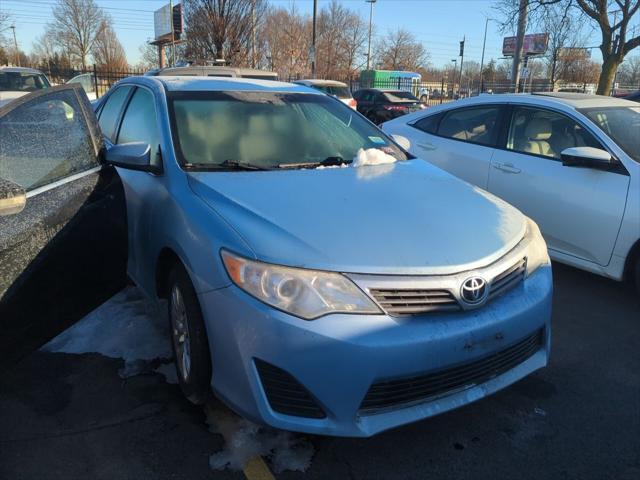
[353,88,424,124]
[624,90,640,102]
[0,84,128,366]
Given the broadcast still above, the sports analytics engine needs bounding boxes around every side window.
[0,88,98,191]
[412,113,442,134]
[437,107,501,146]
[97,86,132,141]
[117,87,161,166]
[507,106,602,160]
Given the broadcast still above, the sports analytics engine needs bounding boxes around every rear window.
[315,85,352,99]
[383,91,419,103]
[0,72,50,92]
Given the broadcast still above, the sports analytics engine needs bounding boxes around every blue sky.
[2,0,534,67]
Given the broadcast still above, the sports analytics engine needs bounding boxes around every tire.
[167,263,212,405]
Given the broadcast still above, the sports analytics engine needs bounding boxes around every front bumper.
[198,264,552,437]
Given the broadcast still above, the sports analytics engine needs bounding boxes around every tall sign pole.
[366,0,377,70]
[511,0,528,93]
[479,18,490,93]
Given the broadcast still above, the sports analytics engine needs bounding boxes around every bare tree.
[617,53,640,83]
[92,22,128,71]
[50,0,107,69]
[374,29,429,71]
[260,4,312,79]
[183,0,267,66]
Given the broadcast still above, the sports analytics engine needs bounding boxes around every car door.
[0,84,127,366]
[487,105,630,267]
[406,105,504,189]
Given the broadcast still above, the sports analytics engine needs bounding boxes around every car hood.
[187,160,526,275]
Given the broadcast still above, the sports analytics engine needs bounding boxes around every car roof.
[152,66,278,77]
[0,67,45,74]
[149,76,320,93]
[294,79,348,87]
[422,92,636,111]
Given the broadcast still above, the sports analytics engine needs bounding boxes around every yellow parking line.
[243,456,276,480]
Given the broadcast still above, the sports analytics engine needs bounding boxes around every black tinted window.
[437,107,501,146]
[412,113,442,134]
[98,86,132,141]
[117,87,161,166]
[0,88,97,191]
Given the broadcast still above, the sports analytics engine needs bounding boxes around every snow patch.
[42,287,172,367]
[205,403,314,474]
[352,147,397,167]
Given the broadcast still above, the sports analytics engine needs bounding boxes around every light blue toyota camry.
[94,76,552,437]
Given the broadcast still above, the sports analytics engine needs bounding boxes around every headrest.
[526,118,552,141]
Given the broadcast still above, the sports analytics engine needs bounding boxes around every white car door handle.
[417,142,436,151]
[493,162,521,174]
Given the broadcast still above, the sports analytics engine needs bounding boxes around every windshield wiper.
[183,160,270,171]
[277,156,353,170]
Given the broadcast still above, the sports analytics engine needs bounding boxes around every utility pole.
[479,18,491,93]
[511,0,528,93]
[10,25,20,67]
[366,0,377,70]
[311,0,317,76]
[169,0,176,67]
[459,36,465,97]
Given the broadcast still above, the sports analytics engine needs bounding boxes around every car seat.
[522,118,554,157]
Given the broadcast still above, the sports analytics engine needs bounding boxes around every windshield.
[579,106,640,162]
[168,91,407,170]
[0,72,50,92]
[383,91,419,102]
[314,85,352,99]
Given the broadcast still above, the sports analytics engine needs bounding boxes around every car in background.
[0,84,127,366]
[67,73,98,101]
[624,90,639,102]
[382,92,640,291]
[293,79,357,109]
[145,65,279,81]
[0,67,51,107]
[87,75,552,437]
[353,88,424,124]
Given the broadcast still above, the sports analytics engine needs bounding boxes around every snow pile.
[352,147,397,167]
[42,287,172,371]
[205,403,314,474]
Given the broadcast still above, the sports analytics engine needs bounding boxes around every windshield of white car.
[314,85,352,99]
[168,91,408,170]
[0,72,50,92]
[579,106,640,162]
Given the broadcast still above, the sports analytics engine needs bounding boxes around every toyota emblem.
[460,276,488,305]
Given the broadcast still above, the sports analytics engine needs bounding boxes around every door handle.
[493,162,521,174]
[417,142,436,151]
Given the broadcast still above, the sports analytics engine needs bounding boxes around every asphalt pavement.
[1,263,638,480]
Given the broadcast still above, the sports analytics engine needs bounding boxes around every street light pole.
[366,0,377,70]
[479,18,491,93]
[10,25,20,67]
[451,59,457,97]
[311,0,317,76]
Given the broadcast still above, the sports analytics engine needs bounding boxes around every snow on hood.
[188,159,526,275]
[352,148,397,167]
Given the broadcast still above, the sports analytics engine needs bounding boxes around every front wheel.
[168,264,212,405]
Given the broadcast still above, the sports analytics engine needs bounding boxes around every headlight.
[221,251,381,320]
[524,218,550,277]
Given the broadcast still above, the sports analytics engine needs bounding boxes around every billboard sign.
[154,3,182,41]
[502,33,549,56]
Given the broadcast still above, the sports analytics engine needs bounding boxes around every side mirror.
[0,178,27,217]
[391,134,411,151]
[561,147,613,170]
[105,142,161,174]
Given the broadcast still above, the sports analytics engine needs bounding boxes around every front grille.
[369,257,527,316]
[369,289,460,315]
[489,258,527,301]
[359,328,544,414]
[255,359,326,419]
